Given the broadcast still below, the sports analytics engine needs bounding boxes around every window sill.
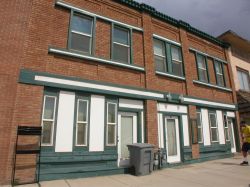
[156,71,186,81]
[193,80,232,92]
[48,46,145,72]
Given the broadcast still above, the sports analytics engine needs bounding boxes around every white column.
[216,110,226,144]
[157,113,164,148]
[55,91,75,152]
[201,109,211,146]
[89,95,105,152]
[182,115,190,146]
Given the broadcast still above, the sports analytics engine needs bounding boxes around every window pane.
[171,46,182,61]
[172,60,183,76]
[217,75,224,86]
[198,127,203,143]
[211,128,218,142]
[242,71,250,91]
[237,71,245,90]
[77,123,87,145]
[42,121,53,144]
[44,97,55,120]
[215,62,222,74]
[198,69,208,82]
[197,56,206,69]
[108,125,116,145]
[155,55,166,72]
[113,43,129,63]
[108,103,116,123]
[209,114,217,127]
[72,14,92,34]
[114,27,129,45]
[78,100,88,122]
[154,39,165,56]
[71,33,91,53]
[225,128,229,141]
[167,119,177,156]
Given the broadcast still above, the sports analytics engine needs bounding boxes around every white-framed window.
[41,96,57,146]
[223,114,230,142]
[70,12,94,54]
[196,111,203,143]
[237,69,250,91]
[208,112,219,142]
[75,99,89,146]
[154,39,167,72]
[171,45,183,76]
[106,102,117,146]
[112,25,131,64]
[214,60,225,86]
[196,54,209,83]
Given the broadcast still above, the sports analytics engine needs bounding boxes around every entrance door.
[118,112,137,167]
[228,118,236,153]
[165,116,181,163]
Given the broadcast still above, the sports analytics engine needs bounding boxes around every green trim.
[115,0,228,48]
[49,46,145,72]
[130,28,133,64]
[193,80,232,92]
[92,16,96,56]
[190,48,228,64]
[19,69,237,110]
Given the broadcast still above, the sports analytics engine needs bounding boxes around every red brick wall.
[0,0,238,184]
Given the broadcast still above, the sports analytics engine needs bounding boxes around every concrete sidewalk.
[5,155,250,187]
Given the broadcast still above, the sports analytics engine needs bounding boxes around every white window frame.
[75,99,89,146]
[154,39,167,72]
[214,61,225,86]
[70,12,94,54]
[197,111,204,143]
[41,95,57,146]
[112,25,131,64]
[224,114,230,142]
[208,112,219,143]
[197,54,209,82]
[106,102,117,146]
[237,69,250,91]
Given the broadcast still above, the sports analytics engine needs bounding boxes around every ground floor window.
[208,111,219,142]
[106,102,117,146]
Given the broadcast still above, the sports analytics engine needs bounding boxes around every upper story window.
[153,38,184,77]
[237,69,250,91]
[196,54,209,83]
[112,25,131,64]
[69,12,94,54]
[154,39,166,72]
[214,60,225,87]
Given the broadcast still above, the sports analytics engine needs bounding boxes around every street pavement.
[2,155,250,187]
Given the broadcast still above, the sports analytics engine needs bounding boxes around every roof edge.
[115,0,229,48]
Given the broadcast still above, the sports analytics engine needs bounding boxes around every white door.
[165,116,181,163]
[228,118,236,153]
[118,112,137,167]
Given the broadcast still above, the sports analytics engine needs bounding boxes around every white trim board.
[183,97,236,109]
[119,98,143,109]
[227,112,235,118]
[157,103,188,113]
[153,34,181,46]
[49,47,145,72]
[56,0,143,32]
[35,76,164,99]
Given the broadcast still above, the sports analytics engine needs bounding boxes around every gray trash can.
[127,143,154,176]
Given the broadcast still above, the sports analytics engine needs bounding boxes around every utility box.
[127,143,154,176]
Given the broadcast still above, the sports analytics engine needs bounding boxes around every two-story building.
[0,0,240,185]
[219,30,250,124]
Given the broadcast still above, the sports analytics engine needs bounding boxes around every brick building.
[0,0,240,185]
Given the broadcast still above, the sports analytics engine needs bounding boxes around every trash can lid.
[127,143,154,149]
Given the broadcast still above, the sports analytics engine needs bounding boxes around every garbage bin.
[127,143,154,176]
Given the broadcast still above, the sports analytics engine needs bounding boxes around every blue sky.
[136,0,250,41]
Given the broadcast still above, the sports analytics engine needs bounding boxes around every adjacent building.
[219,31,250,124]
[0,0,241,185]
